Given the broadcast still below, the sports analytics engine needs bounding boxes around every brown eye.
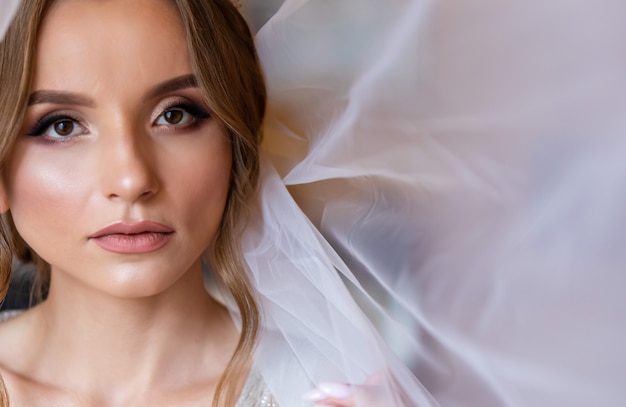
[154,102,209,128]
[163,109,184,124]
[54,120,74,136]
[26,114,86,140]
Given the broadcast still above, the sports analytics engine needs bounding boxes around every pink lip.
[89,221,174,254]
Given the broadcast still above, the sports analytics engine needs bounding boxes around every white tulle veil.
[240,0,626,406]
[3,0,626,406]
[0,1,19,40]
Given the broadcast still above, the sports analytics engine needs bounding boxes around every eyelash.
[26,112,85,139]
[25,100,212,141]
[153,100,212,129]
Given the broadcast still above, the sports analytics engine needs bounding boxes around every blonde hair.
[0,1,266,406]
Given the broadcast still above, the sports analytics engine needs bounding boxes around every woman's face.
[0,0,232,298]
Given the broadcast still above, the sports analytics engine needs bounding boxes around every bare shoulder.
[0,311,31,386]
[0,309,73,407]
[0,365,82,407]
[0,309,37,369]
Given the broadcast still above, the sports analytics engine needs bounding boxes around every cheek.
[170,134,232,251]
[5,143,89,243]
[172,144,233,230]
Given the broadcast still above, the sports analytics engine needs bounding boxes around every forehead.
[33,0,191,95]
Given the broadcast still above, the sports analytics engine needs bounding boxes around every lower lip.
[91,232,173,254]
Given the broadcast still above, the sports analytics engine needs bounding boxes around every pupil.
[54,120,73,136]
[165,110,183,124]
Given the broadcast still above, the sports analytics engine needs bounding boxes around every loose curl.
[0,1,266,406]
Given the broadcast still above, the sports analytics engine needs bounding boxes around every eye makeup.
[23,95,213,143]
[25,111,87,140]
[153,98,212,131]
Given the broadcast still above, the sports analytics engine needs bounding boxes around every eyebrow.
[28,91,94,107]
[146,74,198,99]
[27,74,198,107]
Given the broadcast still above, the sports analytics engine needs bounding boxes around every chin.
[50,259,201,301]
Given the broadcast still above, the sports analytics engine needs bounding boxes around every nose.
[98,124,160,203]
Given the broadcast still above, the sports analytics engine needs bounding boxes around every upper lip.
[89,221,174,238]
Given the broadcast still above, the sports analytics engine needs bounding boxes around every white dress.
[234,368,277,407]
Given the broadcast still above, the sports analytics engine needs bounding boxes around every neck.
[25,260,240,404]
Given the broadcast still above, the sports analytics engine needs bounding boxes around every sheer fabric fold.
[0,0,19,40]
[244,0,626,406]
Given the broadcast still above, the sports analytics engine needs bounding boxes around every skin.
[0,0,241,406]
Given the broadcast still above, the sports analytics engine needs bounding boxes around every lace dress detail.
[235,367,279,407]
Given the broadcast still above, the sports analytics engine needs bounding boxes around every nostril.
[139,189,156,198]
